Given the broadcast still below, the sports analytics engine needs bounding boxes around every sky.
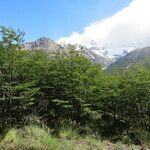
[1,0,130,41]
[1,0,150,55]
[58,0,150,54]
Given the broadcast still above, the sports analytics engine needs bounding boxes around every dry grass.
[0,126,149,150]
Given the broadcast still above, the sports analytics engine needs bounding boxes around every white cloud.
[57,0,150,55]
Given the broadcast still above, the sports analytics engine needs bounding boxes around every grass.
[0,126,149,150]
[0,126,60,150]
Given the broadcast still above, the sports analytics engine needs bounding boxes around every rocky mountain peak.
[36,37,53,44]
[23,37,62,52]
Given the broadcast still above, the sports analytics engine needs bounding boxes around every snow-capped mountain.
[82,46,115,68]
[23,37,115,68]
[113,50,128,60]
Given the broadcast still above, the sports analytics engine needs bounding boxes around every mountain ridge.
[106,46,150,72]
[23,37,63,53]
[23,37,115,68]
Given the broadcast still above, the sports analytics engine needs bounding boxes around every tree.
[0,26,39,130]
[36,49,106,126]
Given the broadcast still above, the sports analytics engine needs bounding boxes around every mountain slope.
[23,37,62,53]
[82,46,114,68]
[107,46,150,72]
[23,37,114,68]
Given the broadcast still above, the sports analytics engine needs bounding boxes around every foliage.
[0,26,150,145]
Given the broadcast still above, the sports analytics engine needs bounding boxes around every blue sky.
[0,0,131,42]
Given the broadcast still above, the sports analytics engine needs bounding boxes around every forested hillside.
[0,27,150,149]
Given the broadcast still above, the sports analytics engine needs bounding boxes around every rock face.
[107,46,150,72]
[23,37,114,68]
[82,46,115,68]
[23,37,62,53]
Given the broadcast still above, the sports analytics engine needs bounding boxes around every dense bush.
[0,26,150,144]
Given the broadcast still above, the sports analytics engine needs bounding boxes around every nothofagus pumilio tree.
[0,26,39,130]
[36,48,106,127]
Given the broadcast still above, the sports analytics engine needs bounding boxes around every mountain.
[82,46,114,68]
[23,37,115,68]
[107,46,150,72]
[23,37,63,53]
[113,50,128,60]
